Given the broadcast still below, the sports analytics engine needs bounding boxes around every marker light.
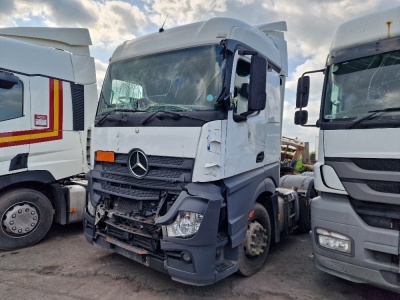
[96,151,115,162]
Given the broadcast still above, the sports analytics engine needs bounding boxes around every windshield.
[323,50,400,123]
[97,45,225,116]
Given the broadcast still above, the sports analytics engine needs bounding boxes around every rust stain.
[386,21,392,38]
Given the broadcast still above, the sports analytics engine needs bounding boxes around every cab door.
[224,52,281,179]
[0,72,31,175]
[224,53,267,178]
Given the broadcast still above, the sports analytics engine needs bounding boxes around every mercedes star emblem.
[128,149,149,179]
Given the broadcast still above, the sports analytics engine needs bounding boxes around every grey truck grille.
[92,153,194,201]
[325,157,400,230]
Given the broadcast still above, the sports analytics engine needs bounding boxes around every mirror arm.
[301,68,325,77]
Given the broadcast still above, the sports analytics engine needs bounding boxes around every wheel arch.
[0,171,67,224]
[254,190,280,244]
[224,167,279,248]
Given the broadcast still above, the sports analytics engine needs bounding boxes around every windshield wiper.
[96,109,148,126]
[347,106,400,129]
[141,110,208,125]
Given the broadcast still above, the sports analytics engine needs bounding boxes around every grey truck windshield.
[97,45,225,116]
[323,50,400,127]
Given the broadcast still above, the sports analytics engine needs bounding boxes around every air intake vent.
[86,127,91,167]
[71,83,85,131]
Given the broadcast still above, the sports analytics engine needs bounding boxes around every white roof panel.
[331,6,400,52]
[0,27,92,56]
[110,17,287,74]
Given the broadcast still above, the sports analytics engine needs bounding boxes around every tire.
[0,189,54,251]
[237,203,271,276]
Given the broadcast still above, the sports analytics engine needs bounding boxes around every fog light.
[181,251,192,263]
[316,228,351,253]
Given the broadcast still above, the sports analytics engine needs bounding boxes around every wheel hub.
[244,221,267,256]
[2,203,39,235]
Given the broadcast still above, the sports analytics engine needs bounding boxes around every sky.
[2,0,400,152]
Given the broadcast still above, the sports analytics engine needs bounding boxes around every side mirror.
[248,55,267,111]
[294,110,308,125]
[0,71,19,90]
[296,76,310,108]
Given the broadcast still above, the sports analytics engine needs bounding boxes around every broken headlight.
[163,211,203,238]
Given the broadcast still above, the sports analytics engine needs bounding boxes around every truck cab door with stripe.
[28,77,85,179]
[0,73,30,175]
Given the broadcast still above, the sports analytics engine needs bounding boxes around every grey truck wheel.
[238,203,271,276]
[0,189,53,250]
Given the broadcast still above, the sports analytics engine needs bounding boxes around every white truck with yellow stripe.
[0,28,97,250]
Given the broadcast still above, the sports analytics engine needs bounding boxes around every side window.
[0,74,23,122]
[233,59,250,115]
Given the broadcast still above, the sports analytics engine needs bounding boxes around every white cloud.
[144,0,227,27]
[89,1,148,50]
[8,0,148,50]
[236,0,256,5]
[287,54,326,92]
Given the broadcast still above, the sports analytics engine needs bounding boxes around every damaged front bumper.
[83,183,238,286]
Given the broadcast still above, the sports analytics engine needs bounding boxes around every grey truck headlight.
[316,228,352,254]
[162,211,203,238]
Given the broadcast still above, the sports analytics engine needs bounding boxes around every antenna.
[159,15,168,33]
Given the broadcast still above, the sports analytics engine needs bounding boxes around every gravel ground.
[0,222,398,300]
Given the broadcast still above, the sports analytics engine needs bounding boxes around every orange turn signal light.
[248,210,255,219]
[96,150,115,162]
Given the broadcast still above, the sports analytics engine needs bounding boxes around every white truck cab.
[0,27,97,250]
[295,7,400,292]
[84,18,312,285]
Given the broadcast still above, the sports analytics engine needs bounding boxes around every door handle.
[256,152,264,163]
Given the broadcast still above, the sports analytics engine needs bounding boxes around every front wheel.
[237,203,271,276]
[0,189,54,251]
